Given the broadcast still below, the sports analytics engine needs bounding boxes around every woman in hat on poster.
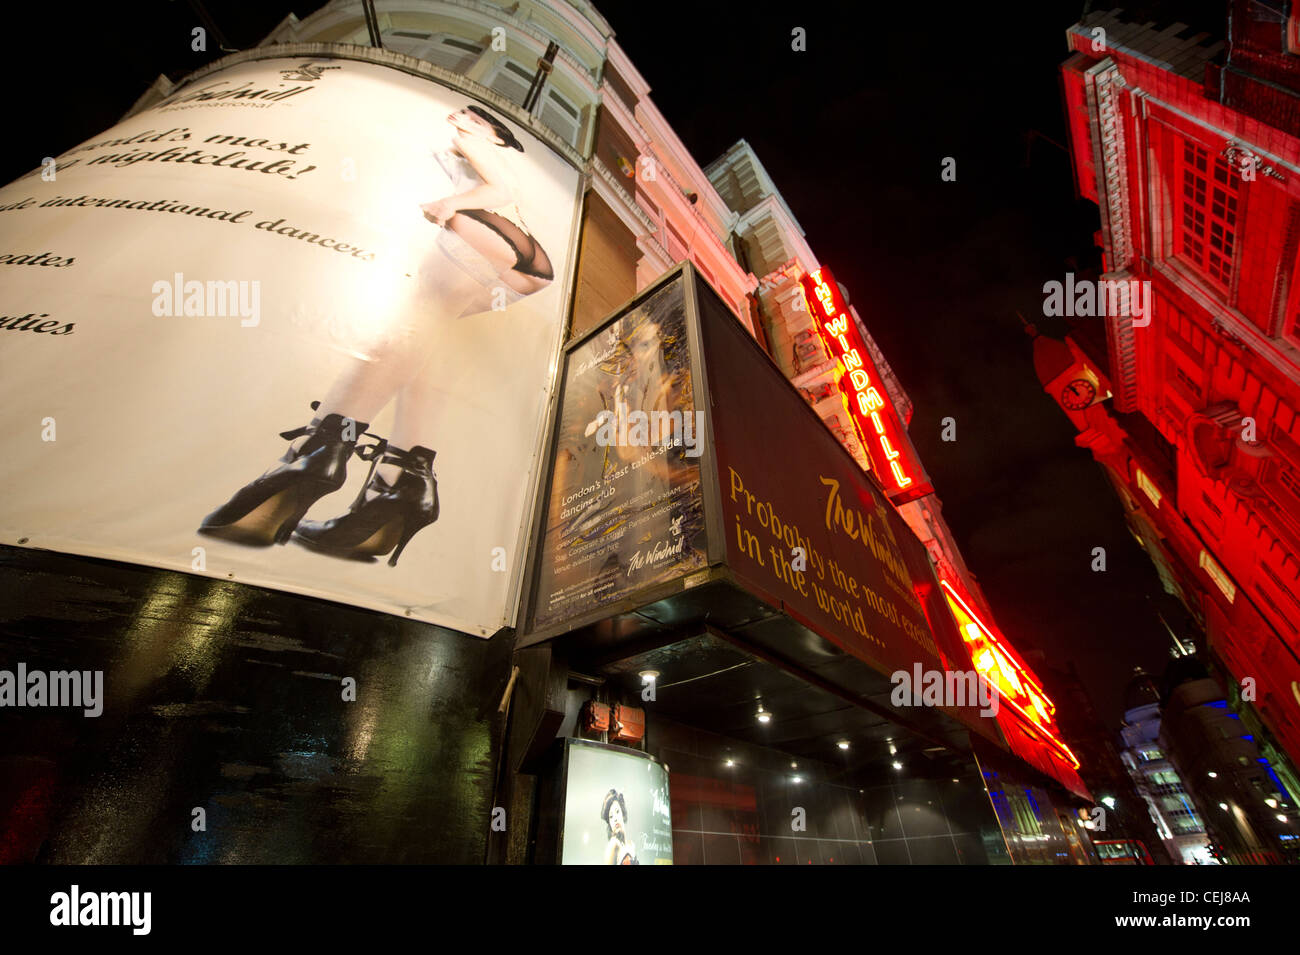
[602,789,638,865]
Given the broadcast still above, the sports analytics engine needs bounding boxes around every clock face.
[1061,378,1096,410]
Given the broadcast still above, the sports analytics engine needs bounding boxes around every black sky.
[3,1,1182,725]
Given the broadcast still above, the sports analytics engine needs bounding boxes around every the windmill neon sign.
[799,268,923,497]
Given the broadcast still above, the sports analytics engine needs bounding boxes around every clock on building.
[1061,378,1096,410]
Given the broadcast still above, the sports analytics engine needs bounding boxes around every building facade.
[1118,667,1214,864]
[1046,0,1300,840]
[1157,656,1300,864]
[1,0,1102,863]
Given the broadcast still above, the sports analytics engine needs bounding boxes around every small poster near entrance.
[561,739,673,865]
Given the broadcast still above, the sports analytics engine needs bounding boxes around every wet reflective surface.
[0,545,510,863]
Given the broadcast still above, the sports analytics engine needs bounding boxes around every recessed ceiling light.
[639,670,659,683]
[790,761,798,768]
[891,760,903,771]
[1208,771,1217,778]
[725,759,734,767]
[756,704,771,724]
[837,740,850,750]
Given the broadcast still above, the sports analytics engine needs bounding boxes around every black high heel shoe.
[292,444,439,567]
[197,402,371,547]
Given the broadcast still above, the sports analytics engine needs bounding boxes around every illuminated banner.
[559,740,673,865]
[0,55,581,635]
[941,580,1090,797]
[799,269,931,503]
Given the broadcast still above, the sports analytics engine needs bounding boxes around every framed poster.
[560,739,673,866]
[526,271,709,635]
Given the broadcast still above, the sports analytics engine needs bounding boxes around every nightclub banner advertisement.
[527,275,708,633]
[561,739,673,865]
[0,56,581,635]
[695,282,989,729]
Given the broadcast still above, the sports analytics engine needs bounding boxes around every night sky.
[4,1,1183,725]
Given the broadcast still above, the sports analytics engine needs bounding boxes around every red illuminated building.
[1047,1,1300,805]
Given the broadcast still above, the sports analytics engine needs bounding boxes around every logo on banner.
[279,63,341,82]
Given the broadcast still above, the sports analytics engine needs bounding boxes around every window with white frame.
[490,60,534,106]
[383,32,485,76]
[539,88,581,146]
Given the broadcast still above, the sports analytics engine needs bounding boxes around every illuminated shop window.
[1199,549,1237,603]
[1176,140,1239,291]
[1135,467,1162,507]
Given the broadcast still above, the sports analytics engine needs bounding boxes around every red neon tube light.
[799,268,925,497]
[940,580,1080,769]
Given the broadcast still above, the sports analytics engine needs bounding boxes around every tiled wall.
[647,716,1010,865]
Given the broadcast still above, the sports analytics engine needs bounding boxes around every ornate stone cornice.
[1086,58,1134,271]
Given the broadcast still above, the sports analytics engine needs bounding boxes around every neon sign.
[799,268,928,502]
[940,579,1080,770]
